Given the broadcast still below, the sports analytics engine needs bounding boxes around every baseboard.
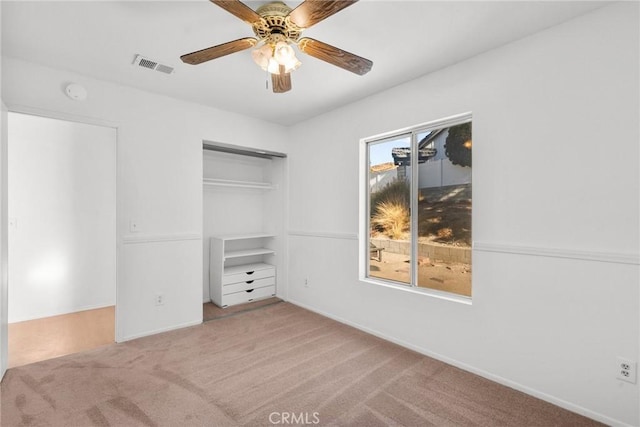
[118,319,202,343]
[286,298,629,427]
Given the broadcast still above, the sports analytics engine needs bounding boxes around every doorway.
[7,112,116,368]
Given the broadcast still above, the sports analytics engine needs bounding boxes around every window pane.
[368,136,411,285]
[416,123,472,296]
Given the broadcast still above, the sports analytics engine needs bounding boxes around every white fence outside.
[418,159,471,189]
[369,168,398,192]
[370,159,471,193]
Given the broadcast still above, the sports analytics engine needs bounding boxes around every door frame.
[1,105,122,376]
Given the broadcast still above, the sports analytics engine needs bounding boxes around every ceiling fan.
[180,0,373,93]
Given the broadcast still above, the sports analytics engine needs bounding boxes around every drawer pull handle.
[246,289,255,293]
[246,280,254,284]
[246,271,255,275]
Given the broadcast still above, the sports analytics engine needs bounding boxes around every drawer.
[221,285,276,307]
[223,277,275,294]
[223,266,275,285]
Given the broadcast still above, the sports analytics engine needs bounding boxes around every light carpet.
[1,302,602,426]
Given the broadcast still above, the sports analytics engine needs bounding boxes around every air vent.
[133,54,175,75]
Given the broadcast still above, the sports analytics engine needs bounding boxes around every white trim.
[287,230,358,240]
[359,277,472,305]
[286,299,627,427]
[6,104,119,129]
[118,319,202,343]
[361,111,472,144]
[122,233,201,245]
[474,241,639,266]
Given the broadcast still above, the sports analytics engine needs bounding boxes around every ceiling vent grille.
[133,54,175,75]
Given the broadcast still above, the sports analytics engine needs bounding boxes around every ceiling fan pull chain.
[265,70,270,91]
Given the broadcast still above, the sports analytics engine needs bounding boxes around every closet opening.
[202,141,287,322]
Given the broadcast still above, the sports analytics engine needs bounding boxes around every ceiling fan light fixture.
[273,41,294,62]
[273,41,301,72]
[284,58,301,73]
[251,43,273,71]
[253,40,301,75]
[267,57,281,74]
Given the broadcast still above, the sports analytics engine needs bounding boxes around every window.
[364,113,472,298]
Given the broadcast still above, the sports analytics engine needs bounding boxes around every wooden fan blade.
[288,0,358,29]
[210,0,263,25]
[272,65,292,93]
[181,38,258,65]
[298,37,372,75]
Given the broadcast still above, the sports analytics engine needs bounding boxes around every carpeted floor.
[203,297,282,322]
[1,302,602,426]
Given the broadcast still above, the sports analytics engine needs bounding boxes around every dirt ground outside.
[369,251,471,297]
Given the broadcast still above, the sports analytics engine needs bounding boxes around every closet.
[202,141,286,308]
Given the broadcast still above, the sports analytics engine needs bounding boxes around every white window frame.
[359,112,473,304]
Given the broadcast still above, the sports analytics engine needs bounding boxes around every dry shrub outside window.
[371,200,409,240]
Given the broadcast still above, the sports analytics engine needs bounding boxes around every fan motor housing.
[253,1,302,42]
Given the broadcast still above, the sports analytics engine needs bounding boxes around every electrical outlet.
[304,278,309,288]
[616,357,636,383]
[155,293,164,306]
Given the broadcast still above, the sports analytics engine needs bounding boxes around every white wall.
[1,57,288,341]
[8,113,116,322]
[0,0,8,379]
[287,3,638,426]
[0,103,6,378]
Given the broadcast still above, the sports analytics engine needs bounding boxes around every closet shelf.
[214,233,276,241]
[203,178,274,190]
[223,248,275,259]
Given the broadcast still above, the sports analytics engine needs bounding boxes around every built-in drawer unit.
[218,263,276,307]
[209,234,277,308]
[222,263,276,285]
[223,276,275,294]
[222,285,276,307]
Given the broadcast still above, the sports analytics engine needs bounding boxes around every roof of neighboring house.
[370,162,396,173]
[391,128,447,166]
[418,128,446,148]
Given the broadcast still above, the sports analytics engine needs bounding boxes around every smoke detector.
[133,54,175,75]
[65,83,87,101]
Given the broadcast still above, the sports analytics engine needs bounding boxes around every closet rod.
[203,141,286,159]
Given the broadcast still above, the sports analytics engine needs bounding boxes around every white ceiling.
[2,1,608,126]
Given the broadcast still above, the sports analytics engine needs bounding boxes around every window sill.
[359,277,473,305]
